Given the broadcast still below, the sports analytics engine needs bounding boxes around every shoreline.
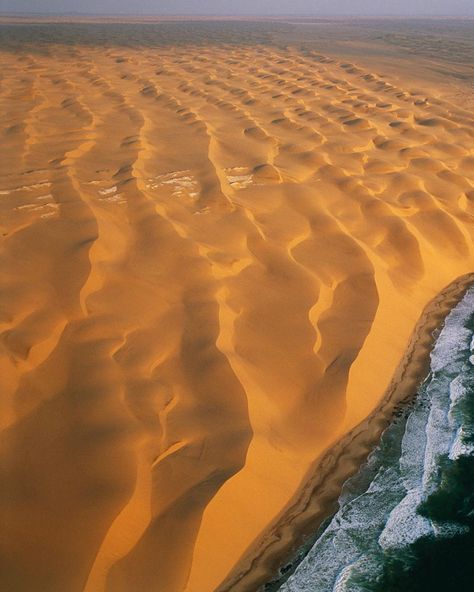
[218,272,474,592]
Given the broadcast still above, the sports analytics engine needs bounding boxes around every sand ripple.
[1,39,474,592]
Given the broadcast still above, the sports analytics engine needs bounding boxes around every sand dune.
[1,30,474,592]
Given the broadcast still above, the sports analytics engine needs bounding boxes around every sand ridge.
[1,37,474,592]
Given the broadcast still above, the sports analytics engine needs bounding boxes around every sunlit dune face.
[1,31,474,592]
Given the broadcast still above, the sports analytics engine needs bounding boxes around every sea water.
[278,286,474,592]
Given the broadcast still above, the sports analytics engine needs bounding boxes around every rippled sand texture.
[1,41,474,592]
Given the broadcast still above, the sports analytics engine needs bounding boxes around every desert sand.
[1,19,474,592]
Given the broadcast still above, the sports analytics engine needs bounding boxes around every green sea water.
[276,286,474,592]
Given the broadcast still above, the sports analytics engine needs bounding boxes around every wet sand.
[1,18,474,592]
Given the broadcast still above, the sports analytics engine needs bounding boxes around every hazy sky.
[1,0,473,16]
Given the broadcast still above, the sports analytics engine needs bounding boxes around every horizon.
[2,11,474,18]
[1,0,473,17]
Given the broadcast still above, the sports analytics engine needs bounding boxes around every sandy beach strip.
[219,272,474,591]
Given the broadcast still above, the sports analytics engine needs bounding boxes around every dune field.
[1,19,474,592]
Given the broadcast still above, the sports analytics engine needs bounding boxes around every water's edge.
[273,285,474,592]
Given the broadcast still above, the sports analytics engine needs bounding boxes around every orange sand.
[1,32,474,592]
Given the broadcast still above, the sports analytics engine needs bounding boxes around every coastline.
[218,272,474,592]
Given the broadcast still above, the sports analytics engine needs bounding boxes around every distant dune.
[1,20,474,592]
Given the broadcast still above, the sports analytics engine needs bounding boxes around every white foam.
[430,324,471,373]
[399,393,429,489]
[332,557,382,592]
[449,427,474,460]
[332,564,353,592]
[429,288,474,375]
[449,376,467,409]
[422,401,453,491]
[379,489,432,549]
[278,286,474,592]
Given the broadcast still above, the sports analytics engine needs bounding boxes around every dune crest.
[1,37,474,592]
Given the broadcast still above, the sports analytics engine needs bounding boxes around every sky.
[1,0,473,16]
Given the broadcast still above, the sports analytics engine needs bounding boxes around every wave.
[279,287,474,592]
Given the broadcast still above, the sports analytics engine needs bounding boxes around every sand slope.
[1,37,474,592]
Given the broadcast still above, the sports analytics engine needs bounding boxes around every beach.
[242,273,474,591]
[1,18,474,592]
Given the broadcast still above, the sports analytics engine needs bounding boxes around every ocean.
[278,286,474,592]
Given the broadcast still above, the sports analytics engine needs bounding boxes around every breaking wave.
[278,286,474,592]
